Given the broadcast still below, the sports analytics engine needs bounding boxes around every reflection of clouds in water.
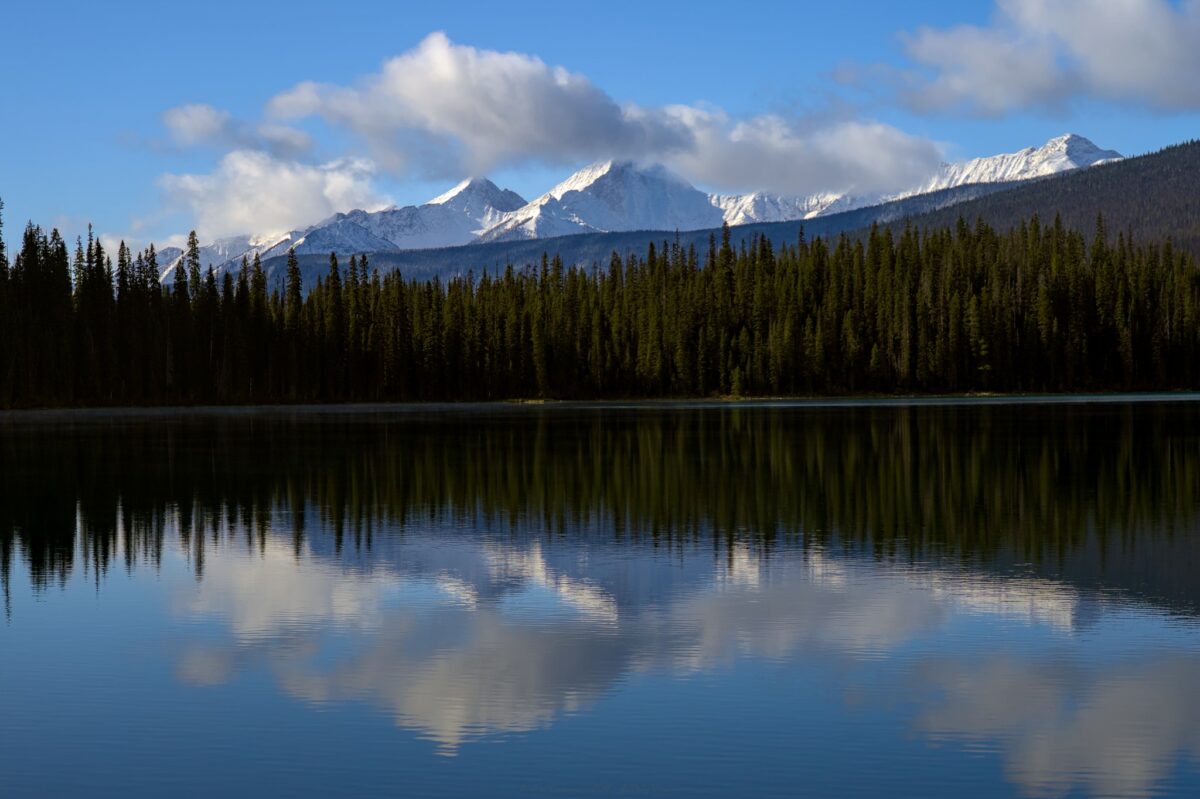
[276,609,626,753]
[266,558,952,751]
[173,536,1200,791]
[915,656,1200,798]
[178,539,404,639]
[662,560,947,668]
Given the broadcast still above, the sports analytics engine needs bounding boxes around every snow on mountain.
[156,246,183,267]
[429,177,527,228]
[162,178,527,277]
[708,133,1122,227]
[477,161,725,243]
[310,177,529,253]
[710,191,860,225]
[903,134,1122,197]
[161,134,1120,276]
[161,233,290,280]
[712,134,1122,227]
[256,219,396,262]
[477,135,1119,243]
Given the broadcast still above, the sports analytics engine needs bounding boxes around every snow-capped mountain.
[301,177,528,254]
[162,178,526,278]
[169,134,1120,276]
[710,191,859,226]
[902,134,1122,197]
[480,134,1121,242]
[712,133,1122,225]
[478,161,725,242]
[160,233,292,280]
[429,177,527,228]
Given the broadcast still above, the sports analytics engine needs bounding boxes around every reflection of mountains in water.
[3,400,1200,616]
[308,524,1099,633]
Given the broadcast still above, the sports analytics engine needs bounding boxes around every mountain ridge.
[164,134,1121,279]
[251,138,1200,290]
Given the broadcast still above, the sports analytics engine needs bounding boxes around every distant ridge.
[168,134,1121,282]
[256,139,1199,288]
[255,182,1015,288]
[886,139,1200,252]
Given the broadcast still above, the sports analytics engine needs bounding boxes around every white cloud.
[159,149,388,240]
[163,103,234,147]
[662,108,943,196]
[264,31,942,197]
[898,0,1200,115]
[162,102,313,157]
[267,31,691,178]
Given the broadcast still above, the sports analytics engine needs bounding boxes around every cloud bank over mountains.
[157,32,942,240]
[145,2,1200,243]
[159,151,388,243]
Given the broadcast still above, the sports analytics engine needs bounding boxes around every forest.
[1,199,1198,407]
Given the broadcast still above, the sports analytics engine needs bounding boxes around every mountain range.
[160,134,1121,278]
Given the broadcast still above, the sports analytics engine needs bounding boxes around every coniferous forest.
[1,199,1198,408]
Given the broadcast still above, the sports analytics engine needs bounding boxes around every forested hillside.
[2,204,1198,407]
[893,140,1200,256]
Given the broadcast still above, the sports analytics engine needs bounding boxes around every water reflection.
[915,656,1200,798]
[168,530,1200,794]
[3,401,1200,797]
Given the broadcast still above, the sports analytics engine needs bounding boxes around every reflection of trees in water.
[3,402,1199,606]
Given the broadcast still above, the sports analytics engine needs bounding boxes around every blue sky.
[2,0,1198,249]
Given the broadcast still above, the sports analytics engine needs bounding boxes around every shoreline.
[3,391,1200,421]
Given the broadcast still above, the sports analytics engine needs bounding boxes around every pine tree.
[285,249,302,332]
[186,231,203,306]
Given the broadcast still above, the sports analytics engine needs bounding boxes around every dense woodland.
[1,198,1199,407]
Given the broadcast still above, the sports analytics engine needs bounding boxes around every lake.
[2,398,1200,797]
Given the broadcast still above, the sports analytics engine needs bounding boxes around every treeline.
[2,203,1199,406]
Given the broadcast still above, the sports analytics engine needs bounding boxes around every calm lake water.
[3,398,1200,798]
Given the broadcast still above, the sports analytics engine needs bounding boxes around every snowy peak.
[313,177,528,252]
[480,160,724,242]
[711,134,1123,226]
[710,191,858,226]
[428,177,526,216]
[1040,133,1121,165]
[540,160,691,202]
[159,176,528,278]
[911,133,1122,195]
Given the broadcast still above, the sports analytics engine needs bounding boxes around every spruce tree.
[186,231,202,306]
[285,249,302,330]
